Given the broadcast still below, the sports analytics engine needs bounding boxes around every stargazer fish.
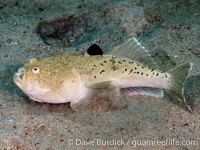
[13,38,193,111]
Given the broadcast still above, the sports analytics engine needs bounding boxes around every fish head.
[13,58,52,101]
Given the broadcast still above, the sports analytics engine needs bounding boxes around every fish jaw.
[13,68,36,94]
[13,67,26,90]
[13,67,33,92]
[13,67,50,95]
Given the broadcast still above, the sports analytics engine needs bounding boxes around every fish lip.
[13,73,22,88]
[14,68,24,80]
[17,68,24,80]
[14,68,36,93]
[13,67,25,87]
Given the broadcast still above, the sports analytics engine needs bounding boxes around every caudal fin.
[168,63,193,112]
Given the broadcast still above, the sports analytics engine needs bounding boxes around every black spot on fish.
[123,60,126,62]
[94,65,96,67]
[100,70,105,74]
[151,69,154,72]
[137,63,139,66]
[100,63,103,66]
[137,72,139,74]
[135,67,137,70]
[146,74,148,76]
[104,60,107,63]
[94,76,97,79]
[165,74,168,78]
[130,69,133,73]
[125,68,127,71]
[87,44,103,55]
[122,71,124,73]
[110,60,112,62]
[118,61,122,64]
[141,72,143,75]
[153,72,155,75]
[156,73,159,76]
[142,66,144,69]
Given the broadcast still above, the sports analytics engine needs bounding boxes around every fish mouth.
[13,68,36,93]
[17,68,24,79]
[13,67,25,86]
[16,68,24,79]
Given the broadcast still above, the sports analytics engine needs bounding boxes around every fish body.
[13,38,193,111]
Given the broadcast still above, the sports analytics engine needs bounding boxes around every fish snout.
[17,67,25,80]
[13,67,25,86]
[13,68,35,93]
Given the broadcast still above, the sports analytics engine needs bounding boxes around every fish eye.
[32,67,40,73]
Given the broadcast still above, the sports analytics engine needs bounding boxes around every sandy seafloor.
[0,0,200,149]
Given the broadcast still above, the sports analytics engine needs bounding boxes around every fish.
[13,37,193,111]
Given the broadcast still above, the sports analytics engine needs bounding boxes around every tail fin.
[168,63,193,112]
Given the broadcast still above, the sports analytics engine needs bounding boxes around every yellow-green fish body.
[13,38,192,111]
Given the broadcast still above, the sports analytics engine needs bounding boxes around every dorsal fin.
[109,38,158,69]
[85,44,103,56]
